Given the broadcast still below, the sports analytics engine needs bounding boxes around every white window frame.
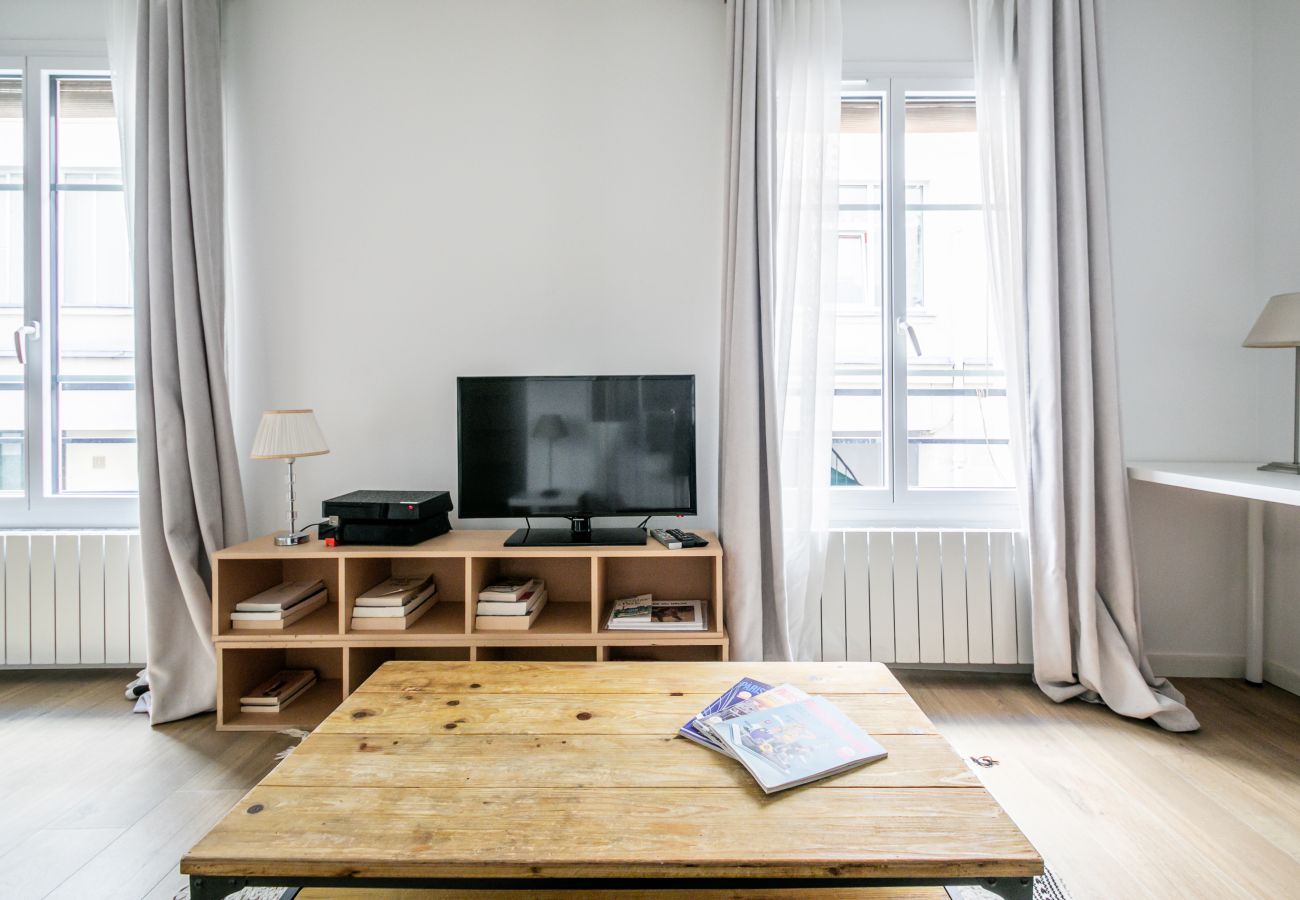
[0,45,137,528]
[832,66,1018,530]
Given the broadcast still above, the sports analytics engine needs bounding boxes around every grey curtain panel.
[720,0,840,661]
[972,0,1198,730]
[109,0,248,724]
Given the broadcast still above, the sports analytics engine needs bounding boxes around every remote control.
[651,528,708,550]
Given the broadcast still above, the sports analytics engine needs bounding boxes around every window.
[832,77,1015,528]
[0,56,135,527]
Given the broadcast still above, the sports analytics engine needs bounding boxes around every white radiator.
[0,532,145,666]
[821,531,1032,665]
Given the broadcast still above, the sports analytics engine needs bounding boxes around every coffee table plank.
[324,690,937,736]
[184,785,1041,880]
[354,660,906,695]
[266,732,980,790]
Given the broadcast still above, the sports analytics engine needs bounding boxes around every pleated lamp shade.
[250,409,329,459]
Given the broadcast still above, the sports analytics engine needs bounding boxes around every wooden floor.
[1,668,1297,899]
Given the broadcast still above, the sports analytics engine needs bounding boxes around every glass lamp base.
[273,531,311,546]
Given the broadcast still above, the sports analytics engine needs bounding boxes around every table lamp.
[1244,292,1300,473]
[251,409,330,545]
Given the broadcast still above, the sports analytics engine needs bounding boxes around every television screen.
[457,375,696,520]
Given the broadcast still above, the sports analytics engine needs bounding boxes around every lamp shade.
[250,409,329,459]
[1244,292,1300,347]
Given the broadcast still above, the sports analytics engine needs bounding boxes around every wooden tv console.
[210,530,726,731]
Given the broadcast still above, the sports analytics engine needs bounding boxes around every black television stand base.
[504,527,647,547]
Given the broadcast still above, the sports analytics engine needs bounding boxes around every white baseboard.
[1264,659,1300,696]
[1146,652,1245,679]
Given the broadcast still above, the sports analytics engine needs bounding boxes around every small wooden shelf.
[211,529,726,730]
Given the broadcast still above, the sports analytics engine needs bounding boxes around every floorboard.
[0,668,1297,899]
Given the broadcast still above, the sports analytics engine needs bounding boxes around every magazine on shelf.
[605,596,707,631]
[234,579,326,613]
[677,676,773,749]
[355,574,435,607]
[240,674,316,713]
[351,583,438,617]
[476,586,548,616]
[477,577,543,603]
[693,683,810,756]
[475,591,548,631]
[715,696,888,793]
[351,587,439,630]
[230,589,327,629]
[239,669,317,707]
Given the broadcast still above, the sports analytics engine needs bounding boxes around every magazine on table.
[715,696,888,794]
[693,683,810,757]
[677,676,773,749]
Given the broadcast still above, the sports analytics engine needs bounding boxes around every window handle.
[13,321,39,366]
[896,318,923,356]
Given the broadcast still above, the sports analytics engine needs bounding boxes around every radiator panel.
[823,530,1030,665]
[1,532,145,667]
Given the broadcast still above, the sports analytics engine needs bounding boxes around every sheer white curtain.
[970,0,1198,731]
[720,0,840,661]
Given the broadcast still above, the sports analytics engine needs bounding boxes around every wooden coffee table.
[183,662,1041,898]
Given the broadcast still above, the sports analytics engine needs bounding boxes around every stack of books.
[605,594,707,631]
[239,669,317,714]
[679,677,888,793]
[475,577,547,630]
[230,579,327,630]
[351,574,438,630]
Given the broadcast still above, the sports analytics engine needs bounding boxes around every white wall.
[1098,0,1262,675]
[0,0,105,43]
[222,0,727,536]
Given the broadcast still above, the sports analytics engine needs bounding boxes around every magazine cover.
[607,594,653,626]
[695,683,810,756]
[678,677,773,750]
[720,696,888,794]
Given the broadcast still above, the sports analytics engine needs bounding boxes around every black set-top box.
[320,490,453,546]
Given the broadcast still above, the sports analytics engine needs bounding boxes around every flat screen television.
[457,375,696,546]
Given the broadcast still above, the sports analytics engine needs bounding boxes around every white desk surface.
[1127,460,1300,507]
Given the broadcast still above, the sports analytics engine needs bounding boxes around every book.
[239,669,317,707]
[605,596,706,631]
[476,587,548,616]
[351,583,438,617]
[231,589,327,630]
[350,587,439,630]
[678,676,773,749]
[477,577,542,603]
[475,591,548,631]
[355,574,435,607]
[234,579,326,613]
[240,673,317,713]
[694,683,810,756]
[715,695,888,793]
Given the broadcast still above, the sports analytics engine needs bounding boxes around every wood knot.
[669,692,683,696]
[247,803,264,815]
[446,699,460,706]
[444,722,458,730]
[469,683,482,689]
[827,867,841,876]
[351,709,374,719]
[576,712,593,721]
